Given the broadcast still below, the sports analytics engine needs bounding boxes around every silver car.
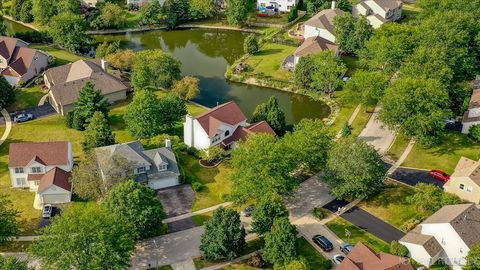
[14,113,34,123]
[42,204,53,218]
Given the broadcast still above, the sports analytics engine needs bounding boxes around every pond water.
[5,19,330,125]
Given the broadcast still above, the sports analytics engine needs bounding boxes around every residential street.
[358,106,396,155]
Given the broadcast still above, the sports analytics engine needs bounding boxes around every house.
[0,36,49,86]
[44,59,129,115]
[293,36,339,66]
[183,101,276,150]
[462,89,480,134]
[400,204,480,270]
[127,0,165,7]
[95,140,180,190]
[257,0,299,12]
[444,157,480,203]
[352,0,402,29]
[8,141,73,208]
[337,242,413,270]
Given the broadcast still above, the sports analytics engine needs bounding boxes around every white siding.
[39,185,71,204]
[304,25,336,43]
[462,121,480,134]
[148,176,179,190]
[399,242,436,267]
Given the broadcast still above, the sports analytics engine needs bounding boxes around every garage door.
[42,194,70,204]
[148,178,178,190]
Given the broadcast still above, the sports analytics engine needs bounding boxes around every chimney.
[165,139,172,148]
[101,58,108,72]
[331,1,336,9]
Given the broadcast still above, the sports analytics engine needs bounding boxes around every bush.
[65,111,74,128]
[192,181,203,192]
[247,252,266,268]
[14,31,52,43]
[243,34,259,55]
[390,241,409,257]
[288,6,298,22]
[469,124,480,142]
[313,207,329,220]
[200,145,225,163]
[186,146,200,158]
[401,218,421,232]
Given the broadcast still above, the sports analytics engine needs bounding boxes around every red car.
[428,170,450,181]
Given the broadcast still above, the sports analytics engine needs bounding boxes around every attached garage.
[37,167,72,206]
[148,176,179,190]
[41,193,71,204]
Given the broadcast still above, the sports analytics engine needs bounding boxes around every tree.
[32,0,56,24]
[243,34,259,55]
[0,194,18,244]
[48,12,89,53]
[282,119,332,173]
[310,50,347,96]
[132,49,182,90]
[390,241,408,257]
[340,121,352,137]
[407,183,462,215]
[464,243,480,270]
[263,217,298,267]
[469,125,480,142]
[379,77,451,145]
[96,40,120,58]
[200,145,224,163]
[305,0,325,14]
[230,134,297,202]
[334,13,373,55]
[344,70,388,110]
[103,180,166,239]
[71,152,105,201]
[199,207,246,260]
[163,0,190,29]
[106,49,135,71]
[287,5,298,22]
[171,76,200,100]
[324,138,386,199]
[284,257,310,270]
[226,0,251,26]
[19,0,33,23]
[0,16,7,36]
[11,0,24,20]
[82,111,116,151]
[71,82,110,130]
[251,96,286,134]
[124,89,163,138]
[189,0,218,20]
[158,93,187,129]
[30,204,135,270]
[251,194,288,235]
[0,76,15,110]
[294,55,315,90]
[56,0,80,14]
[0,257,30,270]
[101,3,125,29]
[139,1,163,25]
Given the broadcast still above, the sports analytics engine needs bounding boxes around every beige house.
[462,89,480,134]
[44,59,129,115]
[352,0,402,28]
[444,157,480,203]
[0,36,49,86]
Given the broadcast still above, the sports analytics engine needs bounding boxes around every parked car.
[241,205,254,217]
[42,204,53,218]
[312,235,334,252]
[14,113,34,123]
[340,243,354,255]
[333,254,345,265]
[428,169,450,182]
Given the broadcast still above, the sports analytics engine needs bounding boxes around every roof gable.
[38,167,72,193]
[338,242,413,270]
[304,8,344,34]
[195,101,247,137]
[9,141,70,167]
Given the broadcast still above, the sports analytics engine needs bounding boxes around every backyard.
[30,44,86,66]
[243,42,296,82]
[9,84,45,112]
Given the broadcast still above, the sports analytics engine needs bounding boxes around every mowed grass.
[386,133,410,161]
[9,84,45,111]
[402,131,480,174]
[296,237,332,270]
[350,106,373,137]
[30,44,86,66]
[326,217,390,253]
[244,42,296,82]
[359,182,417,231]
[327,88,361,135]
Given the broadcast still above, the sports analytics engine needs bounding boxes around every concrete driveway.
[390,167,445,188]
[358,107,396,155]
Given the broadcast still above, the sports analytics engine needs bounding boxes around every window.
[225,130,230,137]
[158,164,167,171]
[16,178,26,186]
[459,184,465,190]
[137,167,146,173]
[31,167,43,173]
[14,167,24,174]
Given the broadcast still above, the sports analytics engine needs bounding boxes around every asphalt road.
[390,167,446,188]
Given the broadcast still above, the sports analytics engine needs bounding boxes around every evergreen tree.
[82,111,116,151]
[71,82,110,130]
[251,96,286,134]
[243,34,259,55]
[124,89,163,138]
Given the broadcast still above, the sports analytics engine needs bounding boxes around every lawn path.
[335,104,361,140]
[0,109,12,146]
[387,139,416,175]
[163,202,232,224]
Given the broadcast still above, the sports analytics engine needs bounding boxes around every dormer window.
[158,164,167,171]
[225,130,230,137]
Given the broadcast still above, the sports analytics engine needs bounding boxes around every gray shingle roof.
[304,8,344,34]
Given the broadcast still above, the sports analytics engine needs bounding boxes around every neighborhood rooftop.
[8,141,70,167]
[304,8,344,33]
[195,101,247,137]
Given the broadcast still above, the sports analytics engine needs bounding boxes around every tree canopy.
[407,183,462,216]
[171,76,200,101]
[225,0,253,26]
[309,51,347,96]
[132,49,182,90]
[263,217,298,267]
[48,12,89,53]
[71,152,105,201]
[124,89,164,138]
[251,194,288,235]
[82,111,116,151]
[0,194,18,244]
[464,243,480,270]
[71,82,110,131]
[251,96,286,134]
[344,70,388,109]
[334,13,373,55]
[0,257,30,270]
[243,34,259,55]
[0,76,15,110]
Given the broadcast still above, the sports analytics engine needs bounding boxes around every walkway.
[0,109,12,146]
[335,104,361,140]
[163,202,232,224]
[387,139,416,175]
[358,105,396,155]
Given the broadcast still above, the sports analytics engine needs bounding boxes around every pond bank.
[87,24,263,35]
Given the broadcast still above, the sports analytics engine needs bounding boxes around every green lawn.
[359,182,417,231]
[243,42,296,82]
[191,210,214,226]
[401,131,480,174]
[296,237,332,270]
[30,44,86,66]
[326,217,390,253]
[327,88,361,135]
[248,13,289,25]
[9,84,45,111]
[386,133,410,161]
[350,106,373,137]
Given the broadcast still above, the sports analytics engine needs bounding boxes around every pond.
[5,18,331,125]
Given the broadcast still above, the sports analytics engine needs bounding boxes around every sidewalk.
[163,202,232,224]
[358,105,396,155]
[0,109,12,146]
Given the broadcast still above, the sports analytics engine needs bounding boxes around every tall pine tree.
[82,111,116,151]
[71,82,110,130]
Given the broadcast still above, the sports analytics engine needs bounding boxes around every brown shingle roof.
[371,0,402,11]
[294,36,339,57]
[38,167,72,193]
[469,89,480,109]
[9,141,70,167]
[221,121,276,146]
[0,36,24,61]
[337,242,413,270]
[195,101,247,137]
[304,8,344,34]
[451,157,480,185]
[400,231,442,257]
[7,47,39,76]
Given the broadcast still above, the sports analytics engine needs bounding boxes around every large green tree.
[106,49,135,72]
[0,76,15,110]
[163,0,190,29]
[32,0,57,24]
[103,180,166,239]
[48,12,89,53]
[251,96,286,134]
[310,50,347,96]
[344,70,389,110]
[294,55,315,90]
[157,93,187,130]
[0,194,18,244]
[171,76,200,101]
[334,13,373,55]
[225,0,252,26]
[71,82,110,131]
[199,207,246,260]
[56,0,80,13]
[82,111,116,151]
[124,89,163,138]
[263,217,298,267]
[251,194,288,235]
[101,3,126,29]
[71,152,105,201]
[139,1,163,25]
[243,34,259,55]
[324,138,386,199]
[189,0,218,20]
[379,77,451,145]
[132,49,182,90]
[30,204,135,270]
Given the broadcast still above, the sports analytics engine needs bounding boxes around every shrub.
[247,252,266,268]
[243,34,259,55]
[469,124,480,142]
[14,31,52,43]
[401,218,420,232]
[186,146,200,158]
[192,181,203,192]
[313,207,329,220]
[288,6,298,22]
[200,145,225,163]
[65,111,74,128]
[390,241,409,257]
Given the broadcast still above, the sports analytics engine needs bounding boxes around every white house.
[184,101,276,150]
[352,0,402,29]
[400,204,480,270]
[462,89,480,134]
[95,140,180,190]
[257,0,299,12]
[303,2,344,41]
[8,141,73,208]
